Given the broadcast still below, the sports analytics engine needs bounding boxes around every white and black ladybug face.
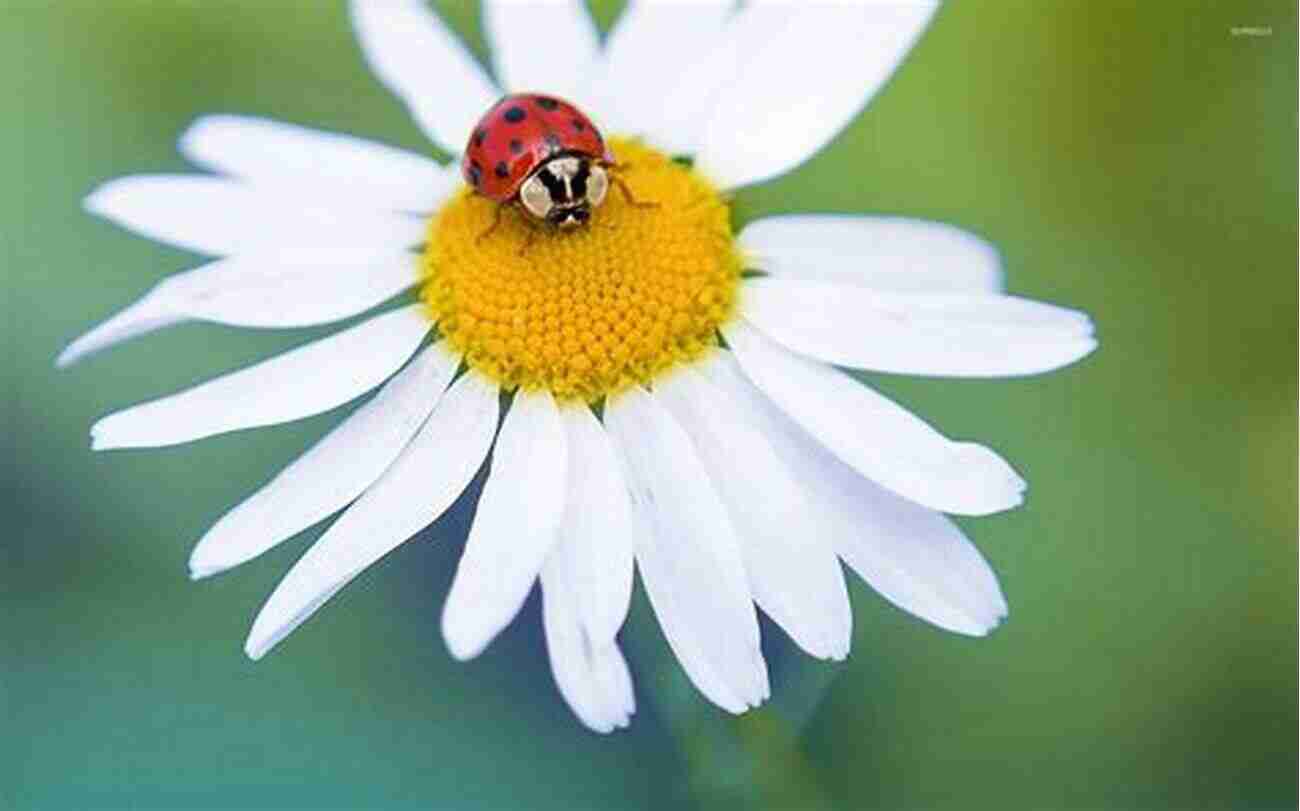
[519,155,608,228]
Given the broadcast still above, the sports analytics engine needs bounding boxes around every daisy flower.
[61,0,1096,733]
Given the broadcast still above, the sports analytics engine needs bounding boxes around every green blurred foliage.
[4,1,1295,809]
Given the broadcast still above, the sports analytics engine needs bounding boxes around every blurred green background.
[5,1,1296,809]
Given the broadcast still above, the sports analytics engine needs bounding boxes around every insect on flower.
[463,93,651,238]
[59,0,1099,734]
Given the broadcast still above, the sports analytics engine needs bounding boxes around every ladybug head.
[519,155,609,228]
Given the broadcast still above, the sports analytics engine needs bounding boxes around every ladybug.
[462,93,615,230]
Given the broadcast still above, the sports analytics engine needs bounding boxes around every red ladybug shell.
[462,93,613,203]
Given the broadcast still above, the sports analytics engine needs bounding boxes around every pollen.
[422,138,741,403]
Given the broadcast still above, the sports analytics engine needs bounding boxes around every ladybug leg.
[516,216,543,257]
[611,175,659,209]
[476,202,509,245]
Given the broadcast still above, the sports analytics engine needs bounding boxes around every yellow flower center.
[422,138,741,403]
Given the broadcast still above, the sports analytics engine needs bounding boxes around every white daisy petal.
[535,407,638,731]
[91,305,430,450]
[179,115,458,213]
[189,343,460,580]
[57,250,419,367]
[657,365,852,660]
[245,372,499,660]
[805,444,1008,637]
[723,321,1024,517]
[58,308,186,371]
[743,278,1097,378]
[587,0,733,143]
[590,642,635,728]
[119,252,416,329]
[442,390,567,661]
[350,0,500,153]
[638,4,794,155]
[705,352,1007,636]
[695,0,940,189]
[484,0,599,106]
[556,407,636,646]
[541,549,635,733]
[739,215,1004,293]
[605,388,768,714]
[84,175,426,257]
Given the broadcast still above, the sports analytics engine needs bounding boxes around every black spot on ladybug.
[534,96,559,111]
[474,128,487,147]
[571,118,586,132]
[504,106,526,123]
[468,161,482,187]
[509,139,523,155]
[543,133,563,154]
[494,161,509,179]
